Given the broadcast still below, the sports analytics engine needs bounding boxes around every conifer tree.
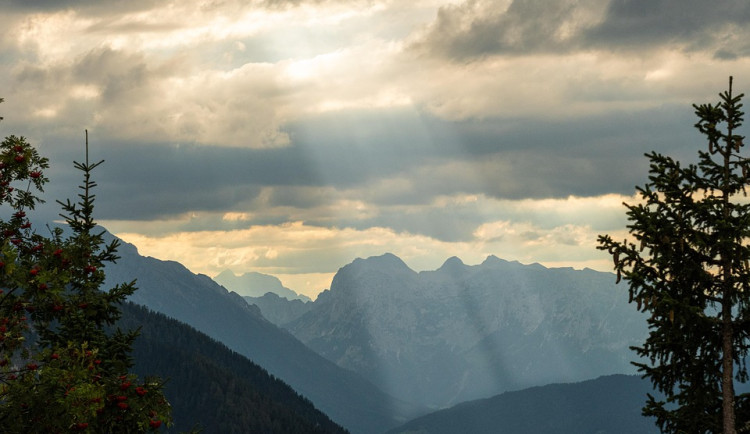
[0,103,172,432]
[598,77,750,433]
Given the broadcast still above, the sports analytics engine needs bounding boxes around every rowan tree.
[598,77,750,433]
[0,103,172,432]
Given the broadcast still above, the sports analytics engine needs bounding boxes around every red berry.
[13,146,23,153]
[37,283,47,291]
[51,353,59,360]
[29,268,38,276]
[14,154,24,162]
[29,171,41,179]
[149,420,162,429]
[26,363,38,371]
[120,382,131,390]
[135,386,147,396]
[116,395,127,402]
[117,402,128,410]
[53,249,63,257]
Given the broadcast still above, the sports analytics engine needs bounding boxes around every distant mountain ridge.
[214,270,311,301]
[286,253,649,408]
[387,374,660,434]
[243,292,313,325]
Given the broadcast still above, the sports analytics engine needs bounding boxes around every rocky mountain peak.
[437,256,466,273]
[350,253,413,272]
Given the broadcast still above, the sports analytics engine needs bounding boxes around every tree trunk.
[722,76,738,434]
[723,297,737,434]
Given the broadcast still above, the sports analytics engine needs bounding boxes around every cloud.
[586,0,750,55]
[410,0,606,60]
[0,2,406,149]
[412,0,750,61]
[4,0,164,14]
[17,99,697,230]
[106,192,633,297]
[3,44,290,148]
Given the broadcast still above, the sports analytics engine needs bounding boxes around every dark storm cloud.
[65,143,321,220]
[4,0,164,14]
[415,0,586,60]
[5,0,361,15]
[71,49,152,105]
[10,46,154,117]
[586,0,750,53]
[416,0,750,61]
[32,103,699,228]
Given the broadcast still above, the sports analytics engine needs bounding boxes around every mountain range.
[282,253,649,408]
[98,229,656,432]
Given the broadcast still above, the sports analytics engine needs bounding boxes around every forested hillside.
[115,302,348,434]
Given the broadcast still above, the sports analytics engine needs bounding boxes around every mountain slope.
[117,302,348,434]
[103,236,421,434]
[287,253,648,408]
[386,374,659,434]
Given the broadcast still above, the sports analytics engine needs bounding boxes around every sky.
[2,0,750,298]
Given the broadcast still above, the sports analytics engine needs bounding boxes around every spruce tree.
[0,104,172,431]
[598,77,750,433]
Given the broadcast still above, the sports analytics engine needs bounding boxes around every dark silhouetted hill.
[387,374,660,434]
